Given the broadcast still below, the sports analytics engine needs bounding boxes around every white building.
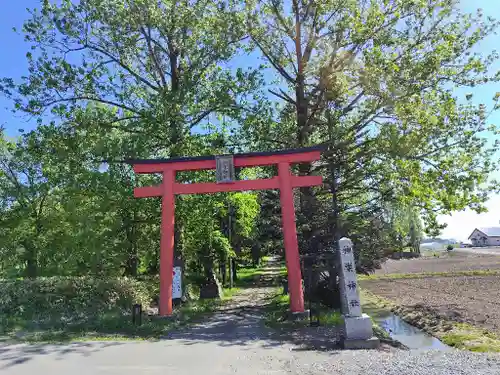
[468,227,500,247]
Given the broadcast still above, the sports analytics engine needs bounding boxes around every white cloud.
[437,194,500,241]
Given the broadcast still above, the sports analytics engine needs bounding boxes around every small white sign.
[172,266,182,299]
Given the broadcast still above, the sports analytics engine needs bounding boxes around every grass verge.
[441,323,500,352]
[0,259,281,344]
[0,287,241,344]
[361,289,500,352]
[261,286,403,349]
[359,269,500,281]
[263,293,342,328]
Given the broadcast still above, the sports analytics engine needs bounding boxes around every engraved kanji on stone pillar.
[338,237,362,317]
[337,237,379,349]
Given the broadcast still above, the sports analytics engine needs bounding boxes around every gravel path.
[2,263,500,374]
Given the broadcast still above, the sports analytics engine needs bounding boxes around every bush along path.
[0,258,285,343]
[0,277,240,343]
[0,259,285,343]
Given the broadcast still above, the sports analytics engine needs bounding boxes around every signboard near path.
[216,155,235,183]
[172,266,182,299]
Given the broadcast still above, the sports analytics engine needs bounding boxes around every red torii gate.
[129,147,323,316]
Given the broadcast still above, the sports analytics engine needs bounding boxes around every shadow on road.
[165,300,342,352]
[164,259,343,352]
[0,341,123,370]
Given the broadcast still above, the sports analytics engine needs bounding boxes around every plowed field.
[375,252,500,275]
[362,275,500,334]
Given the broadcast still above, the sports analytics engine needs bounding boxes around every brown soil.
[376,252,500,274]
[361,275,500,334]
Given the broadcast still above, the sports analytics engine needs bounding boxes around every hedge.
[0,277,157,324]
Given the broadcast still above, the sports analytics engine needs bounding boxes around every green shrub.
[0,277,156,325]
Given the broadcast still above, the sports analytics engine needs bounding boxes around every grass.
[255,272,399,347]
[235,266,263,284]
[262,292,343,328]
[221,287,241,300]
[0,262,260,344]
[263,293,291,327]
[441,324,500,352]
[0,259,298,344]
[0,287,241,344]
[358,269,500,281]
[318,310,343,326]
[372,323,391,340]
[235,263,287,287]
[360,290,395,317]
[420,250,442,257]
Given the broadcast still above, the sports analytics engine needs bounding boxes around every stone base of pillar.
[341,337,380,349]
[340,313,380,349]
[287,309,310,321]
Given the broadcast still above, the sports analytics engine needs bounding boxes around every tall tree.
[0,0,264,278]
[0,130,58,277]
[3,0,259,159]
[244,0,500,255]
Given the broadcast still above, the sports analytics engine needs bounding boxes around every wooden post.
[159,169,175,316]
[278,162,305,313]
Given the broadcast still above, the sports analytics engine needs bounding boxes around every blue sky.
[0,1,499,240]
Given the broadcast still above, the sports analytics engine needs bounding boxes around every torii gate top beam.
[126,145,323,173]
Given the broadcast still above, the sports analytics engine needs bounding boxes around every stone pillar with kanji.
[338,237,379,349]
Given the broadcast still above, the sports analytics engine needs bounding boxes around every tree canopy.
[1,0,499,281]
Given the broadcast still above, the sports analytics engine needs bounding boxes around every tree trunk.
[26,256,37,278]
[124,211,139,277]
[24,243,37,278]
[24,216,43,278]
[147,250,159,275]
[174,217,184,259]
[251,243,261,266]
[329,162,341,251]
[221,262,227,285]
[125,254,138,277]
[232,259,238,281]
[298,164,316,254]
